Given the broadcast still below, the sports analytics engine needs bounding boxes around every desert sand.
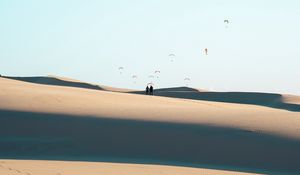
[0,159,265,175]
[0,76,300,175]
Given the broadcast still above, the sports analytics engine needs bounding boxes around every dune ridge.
[0,76,300,174]
[4,76,300,112]
[132,87,300,112]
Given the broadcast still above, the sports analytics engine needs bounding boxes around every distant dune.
[2,75,103,91]
[4,75,300,112]
[3,75,134,92]
[0,76,300,175]
[132,87,300,112]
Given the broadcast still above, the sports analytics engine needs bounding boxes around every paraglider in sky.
[184,77,191,86]
[132,75,138,83]
[118,66,124,74]
[204,48,208,55]
[168,53,175,62]
[154,70,160,78]
[224,19,230,28]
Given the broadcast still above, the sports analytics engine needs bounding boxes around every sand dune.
[3,75,134,92]
[2,75,103,91]
[0,76,300,174]
[0,160,264,175]
[5,75,300,112]
[282,95,300,105]
[132,87,300,112]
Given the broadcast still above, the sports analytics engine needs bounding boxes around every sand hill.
[0,76,300,175]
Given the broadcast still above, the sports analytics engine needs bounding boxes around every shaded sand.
[0,77,300,174]
[0,159,265,175]
[132,87,300,112]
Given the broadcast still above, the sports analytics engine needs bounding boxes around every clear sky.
[0,0,299,94]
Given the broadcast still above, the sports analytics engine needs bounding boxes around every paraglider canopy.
[224,19,229,24]
[168,53,175,62]
[132,75,138,84]
[224,19,230,28]
[154,70,160,78]
[118,66,124,74]
[184,77,191,86]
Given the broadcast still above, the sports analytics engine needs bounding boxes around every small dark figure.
[146,86,149,95]
[149,85,153,95]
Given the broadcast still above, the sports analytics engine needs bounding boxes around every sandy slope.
[0,159,264,175]
[0,77,299,139]
[0,77,300,174]
[283,95,300,105]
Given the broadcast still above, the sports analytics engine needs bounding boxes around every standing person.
[145,86,149,95]
[149,85,153,95]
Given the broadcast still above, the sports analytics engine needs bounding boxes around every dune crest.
[132,87,300,112]
[3,76,300,112]
[0,76,300,174]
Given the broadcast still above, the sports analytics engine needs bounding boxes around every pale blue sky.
[0,0,299,94]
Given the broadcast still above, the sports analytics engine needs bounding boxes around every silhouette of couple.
[146,85,153,95]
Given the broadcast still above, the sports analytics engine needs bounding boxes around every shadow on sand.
[132,87,300,112]
[0,109,300,174]
[3,76,103,91]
